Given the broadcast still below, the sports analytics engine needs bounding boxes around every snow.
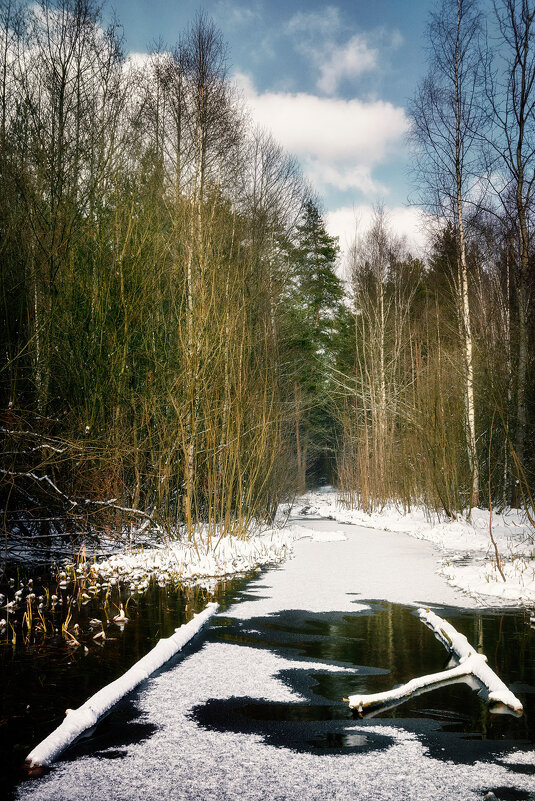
[228,514,478,622]
[13,492,535,801]
[25,603,218,768]
[347,660,477,713]
[418,607,523,715]
[285,489,535,607]
[292,525,347,542]
[70,520,348,596]
[14,505,534,801]
[77,527,298,589]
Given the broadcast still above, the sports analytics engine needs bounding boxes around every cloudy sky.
[105,0,435,257]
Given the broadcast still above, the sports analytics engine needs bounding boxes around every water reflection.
[0,570,253,797]
[2,575,534,795]
[196,602,535,763]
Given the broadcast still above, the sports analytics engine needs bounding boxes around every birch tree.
[410,0,483,508]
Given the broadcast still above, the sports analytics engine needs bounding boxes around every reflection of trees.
[274,605,533,737]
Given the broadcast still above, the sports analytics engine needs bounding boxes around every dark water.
[1,569,534,800]
[195,602,535,769]
[0,569,252,798]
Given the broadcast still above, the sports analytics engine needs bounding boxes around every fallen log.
[346,607,523,717]
[25,603,218,772]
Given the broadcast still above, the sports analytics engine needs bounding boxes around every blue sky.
[104,0,436,255]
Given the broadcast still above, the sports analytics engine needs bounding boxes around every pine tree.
[282,201,343,492]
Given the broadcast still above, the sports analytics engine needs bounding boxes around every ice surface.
[16,638,534,801]
[286,490,535,606]
[228,517,476,621]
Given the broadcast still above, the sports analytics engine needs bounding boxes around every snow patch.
[77,527,299,590]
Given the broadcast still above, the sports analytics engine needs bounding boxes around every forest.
[0,0,534,559]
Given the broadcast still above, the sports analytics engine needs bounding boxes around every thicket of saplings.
[0,0,533,562]
[337,0,535,522]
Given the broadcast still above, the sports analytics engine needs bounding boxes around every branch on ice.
[346,607,523,718]
[25,603,218,772]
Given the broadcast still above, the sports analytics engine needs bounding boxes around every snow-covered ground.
[76,526,296,591]
[69,488,534,609]
[70,517,347,594]
[284,489,535,607]
[16,509,534,801]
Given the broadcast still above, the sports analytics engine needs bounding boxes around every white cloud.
[125,51,152,69]
[287,6,342,38]
[326,205,430,268]
[236,72,408,195]
[304,159,387,196]
[213,0,261,30]
[286,9,400,95]
[317,34,378,94]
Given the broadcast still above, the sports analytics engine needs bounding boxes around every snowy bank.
[71,521,348,593]
[74,526,299,591]
[25,603,219,769]
[285,489,535,607]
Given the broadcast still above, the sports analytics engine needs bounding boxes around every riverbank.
[37,487,535,610]
[3,489,533,616]
[285,489,535,607]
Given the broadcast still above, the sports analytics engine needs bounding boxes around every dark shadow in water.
[2,572,256,799]
[5,581,535,798]
[61,700,158,762]
[484,789,533,801]
[191,696,395,755]
[198,601,535,767]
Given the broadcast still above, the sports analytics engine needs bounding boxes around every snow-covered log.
[25,603,218,771]
[347,607,523,717]
[418,607,523,714]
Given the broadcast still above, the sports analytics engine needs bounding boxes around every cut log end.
[23,759,48,778]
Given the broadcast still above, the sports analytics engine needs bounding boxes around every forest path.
[16,518,534,801]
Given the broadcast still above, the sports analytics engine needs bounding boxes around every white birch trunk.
[455,0,479,508]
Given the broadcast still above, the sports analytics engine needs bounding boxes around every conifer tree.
[282,201,343,491]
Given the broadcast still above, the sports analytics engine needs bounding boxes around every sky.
[103,0,436,260]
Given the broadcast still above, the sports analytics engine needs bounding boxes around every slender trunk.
[455,0,478,508]
[457,219,479,507]
[515,177,529,476]
[294,381,305,494]
[503,243,512,507]
[31,255,44,413]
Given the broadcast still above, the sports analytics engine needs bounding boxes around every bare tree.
[483,0,535,487]
[410,0,483,508]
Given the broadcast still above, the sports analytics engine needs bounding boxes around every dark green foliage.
[280,201,345,490]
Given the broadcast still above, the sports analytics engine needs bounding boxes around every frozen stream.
[13,518,535,801]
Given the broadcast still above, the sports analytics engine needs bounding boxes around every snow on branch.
[0,468,78,505]
[25,603,218,771]
[346,607,523,718]
[85,499,163,532]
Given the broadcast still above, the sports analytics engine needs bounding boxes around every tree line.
[338,0,534,517]
[0,0,341,548]
[0,0,533,558]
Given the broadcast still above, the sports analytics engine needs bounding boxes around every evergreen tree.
[282,201,344,492]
